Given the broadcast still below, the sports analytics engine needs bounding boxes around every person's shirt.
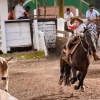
[74,23,86,36]
[8,10,14,20]
[14,4,25,19]
[64,12,74,21]
[86,9,99,20]
[87,22,97,34]
[64,12,74,26]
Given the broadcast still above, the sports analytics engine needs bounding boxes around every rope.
[79,36,89,52]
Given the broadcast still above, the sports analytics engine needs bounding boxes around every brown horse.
[59,28,97,91]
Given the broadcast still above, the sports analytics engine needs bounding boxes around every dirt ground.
[0,49,100,100]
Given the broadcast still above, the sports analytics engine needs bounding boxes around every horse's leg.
[58,59,65,85]
[77,71,82,81]
[74,70,87,91]
[64,64,71,86]
[71,65,77,84]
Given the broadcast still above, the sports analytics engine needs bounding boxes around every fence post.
[59,0,64,18]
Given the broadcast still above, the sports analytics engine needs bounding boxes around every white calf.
[0,57,13,92]
[0,89,18,100]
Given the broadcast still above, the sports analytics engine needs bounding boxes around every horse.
[59,28,97,91]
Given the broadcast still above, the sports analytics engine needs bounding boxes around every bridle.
[79,28,94,52]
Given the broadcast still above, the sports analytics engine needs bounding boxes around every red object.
[68,25,77,30]
[8,10,14,20]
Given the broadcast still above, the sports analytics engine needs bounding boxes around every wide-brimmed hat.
[92,18,97,22]
[71,17,83,23]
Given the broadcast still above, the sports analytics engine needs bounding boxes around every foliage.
[84,0,100,10]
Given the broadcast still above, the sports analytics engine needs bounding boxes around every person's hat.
[88,4,94,9]
[18,0,24,3]
[71,17,83,23]
[92,18,97,22]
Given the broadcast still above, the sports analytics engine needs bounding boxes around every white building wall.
[0,0,8,53]
[5,21,32,51]
[38,21,56,48]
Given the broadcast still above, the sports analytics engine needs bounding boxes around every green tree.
[84,0,95,5]
[84,0,100,10]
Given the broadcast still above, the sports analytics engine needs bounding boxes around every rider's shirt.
[86,9,99,20]
[74,23,86,36]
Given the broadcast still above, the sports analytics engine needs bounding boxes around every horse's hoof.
[5,89,8,92]
[71,78,77,84]
[58,79,63,85]
[81,85,85,92]
[67,82,71,86]
[66,79,71,86]
[74,85,80,90]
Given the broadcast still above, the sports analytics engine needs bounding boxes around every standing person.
[14,0,29,19]
[64,8,74,26]
[86,4,99,24]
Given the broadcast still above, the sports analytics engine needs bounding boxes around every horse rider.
[64,17,100,61]
[64,8,74,27]
[86,4,100,25]
[63,17,86,60]
[62,17,100,81]
[87,18,97,34]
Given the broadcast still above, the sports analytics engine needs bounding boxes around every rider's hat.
[71,17,83,23]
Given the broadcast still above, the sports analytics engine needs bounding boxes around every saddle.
[69,37,81,54]
[62,37,81,65]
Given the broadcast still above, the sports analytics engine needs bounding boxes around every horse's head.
[84,27,97,51]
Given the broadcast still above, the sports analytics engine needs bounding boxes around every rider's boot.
[93,52,100,61]
[62,48,70,62]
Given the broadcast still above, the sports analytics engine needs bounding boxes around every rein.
[79,30,90,52]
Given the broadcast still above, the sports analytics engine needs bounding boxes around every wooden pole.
[54,0,57,17]
[37,0,40,17]
[59,0,64,18]
[79,0,82,17]
[44,0,46,18]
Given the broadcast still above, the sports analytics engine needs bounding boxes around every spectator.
[86,4,99,21]
[64,8,74,26]
[24,6,30,18]
[8,6,15,20]
[14,0,29,19]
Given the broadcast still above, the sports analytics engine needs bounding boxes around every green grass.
[17,51,45,59]
[0,53,13,57]
[0,51,45,59]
